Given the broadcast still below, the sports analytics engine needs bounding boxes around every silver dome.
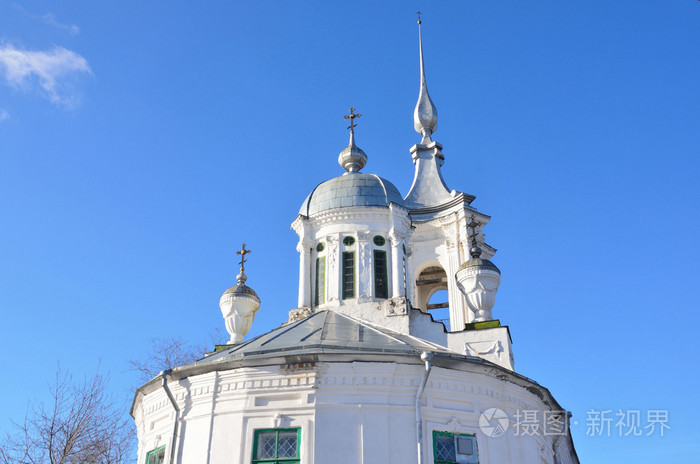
[299,172,404,217]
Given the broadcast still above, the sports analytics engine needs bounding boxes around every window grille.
[253,428,300,464]
[433,431,478,464]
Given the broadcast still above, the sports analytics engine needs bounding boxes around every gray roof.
[222,282,259,298]
[458,257,501,274]
[197,310,452,366]
[299,173,404,217]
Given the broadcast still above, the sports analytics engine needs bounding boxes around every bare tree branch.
[0,366,134,464]
[128,329,228,385]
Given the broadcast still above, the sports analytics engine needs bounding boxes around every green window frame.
[252,428,301,464]
[433,431,478,464]
[374,250,388,299]
[342,251,355,299]
[315,256,326,306]
[145,446,166,464]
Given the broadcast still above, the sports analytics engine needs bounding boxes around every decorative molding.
[465,341,504,361]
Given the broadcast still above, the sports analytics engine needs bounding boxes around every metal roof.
[299,173,405,217]
[195,310,453,366]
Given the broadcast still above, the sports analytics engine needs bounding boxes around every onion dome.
[338,131,367,173]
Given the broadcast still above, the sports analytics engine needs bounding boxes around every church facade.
[131,20,580,464]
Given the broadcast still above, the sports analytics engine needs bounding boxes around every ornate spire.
[413,12,438,144]
[338,107,367,173]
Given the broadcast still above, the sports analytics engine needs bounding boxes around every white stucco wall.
[134,362,576,464]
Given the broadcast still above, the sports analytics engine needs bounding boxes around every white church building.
[131,20,580,464]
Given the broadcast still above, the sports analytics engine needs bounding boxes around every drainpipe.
[160,370,180,464]
[415,352,434,464]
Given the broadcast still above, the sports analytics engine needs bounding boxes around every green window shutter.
[374,250,388,299]
[342,251,355,299]
[315,257,326,306]
[432,430,479,464]
[252,428,301,464]
[145,446,165,464]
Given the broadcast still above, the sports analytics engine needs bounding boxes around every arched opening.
[415,265,450,330]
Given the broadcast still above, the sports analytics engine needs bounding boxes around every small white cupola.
[455,219,501,323]
[220,243,261,344]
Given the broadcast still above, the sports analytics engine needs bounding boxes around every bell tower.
[403,16,498,333]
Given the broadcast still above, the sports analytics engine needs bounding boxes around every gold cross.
[236,243,252,272]
[343,107,362,134]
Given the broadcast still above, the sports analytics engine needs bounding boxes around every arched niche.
[414,263,448,317]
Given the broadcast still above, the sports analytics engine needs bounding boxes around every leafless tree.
[128,328,227,384]
[0,367,134,464]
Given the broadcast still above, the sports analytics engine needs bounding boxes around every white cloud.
[0,44,92,108]
[42,13,80,35]
[11,4,80,35]
[0,109,8,122]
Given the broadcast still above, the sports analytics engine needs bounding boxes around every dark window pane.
[342,252,355,299]
[315,257,326,305]
[435,434,456,461]
[374,250,387,299]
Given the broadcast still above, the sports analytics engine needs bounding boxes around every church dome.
[299,172,404,217]
[222,282,259,298]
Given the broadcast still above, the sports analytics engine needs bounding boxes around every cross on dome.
[338,107,368,172]
[344,107,362,134]
[235,243,252,283]
[236,243,252,271]
[468,217,483,259]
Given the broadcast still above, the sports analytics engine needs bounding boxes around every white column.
[390,235,403,298]
[297,241,312,308]
[446,240,466,331]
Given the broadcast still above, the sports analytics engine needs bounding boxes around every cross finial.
[235,243,252,273]
[343,107,362,134]
[468,216,483,259]
[416,11,422,24]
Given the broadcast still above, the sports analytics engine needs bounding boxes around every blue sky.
[1,1,698,462]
